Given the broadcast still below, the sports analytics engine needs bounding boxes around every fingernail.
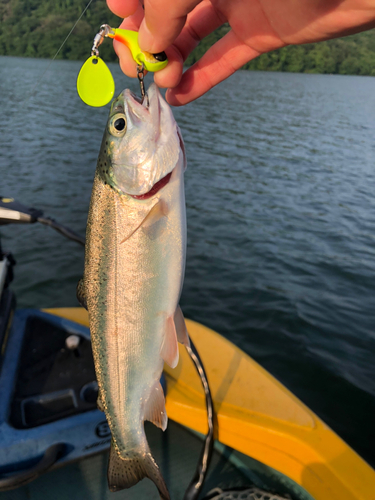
[138,20,154,53]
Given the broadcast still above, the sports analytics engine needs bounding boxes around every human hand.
[106,0,375,106]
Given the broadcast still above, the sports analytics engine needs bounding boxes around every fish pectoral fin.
[120,200,168,244]
[108,440,170,499]
[174,306,190,347]
[144,381,168,431]
[76,278,87,310]
[160,315,179,369]
[142,199,168,230]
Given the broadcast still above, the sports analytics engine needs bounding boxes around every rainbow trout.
[78,83,189,499]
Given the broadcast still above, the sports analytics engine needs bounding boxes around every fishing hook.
[137,62,148,105]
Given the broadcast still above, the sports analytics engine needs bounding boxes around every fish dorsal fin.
[97,385,104,412]
[160,315,179,368]
[120,199,168,244]
[76,278,87,310]
[174,306,190,347]
[144,381,168,431]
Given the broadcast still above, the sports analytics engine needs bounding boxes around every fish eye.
[109,113,127,137]
[114,118,125,131]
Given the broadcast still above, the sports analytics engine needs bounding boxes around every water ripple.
[1,57,374,466]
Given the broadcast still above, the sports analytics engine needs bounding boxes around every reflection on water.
[0,56,374,466]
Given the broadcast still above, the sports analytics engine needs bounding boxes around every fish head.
[99,83,184,197]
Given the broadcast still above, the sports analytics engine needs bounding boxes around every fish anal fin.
[76,278,87,310]
[121,200,168,244]
[144,382,168,431]
[174,306,190,347]
[108,441,170,500]
[160,315,179,369]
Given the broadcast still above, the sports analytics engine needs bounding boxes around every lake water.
[0,56,374,468]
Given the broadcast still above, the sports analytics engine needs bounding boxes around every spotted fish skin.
[82,84,187,499]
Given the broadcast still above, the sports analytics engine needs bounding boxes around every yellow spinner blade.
[77,56,115,107]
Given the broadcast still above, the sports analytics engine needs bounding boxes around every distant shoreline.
[1,0,374,77]
[1,53,374,78]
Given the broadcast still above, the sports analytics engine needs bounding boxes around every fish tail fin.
[107,440,170,500]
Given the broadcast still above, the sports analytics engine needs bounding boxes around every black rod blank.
[183,338,215,500]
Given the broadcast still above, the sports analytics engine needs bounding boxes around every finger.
[113,9,145,79]
[173,0,226,61]
[153,44,184,89]
[138,0,202,53]
[153,0,224,90]
[117,4,144,31]
[106,0,138,19]
[109,0,222,90]
[166,30,259,106]
[115,38,139,78]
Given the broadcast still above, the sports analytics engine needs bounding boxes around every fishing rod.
[0,197,85,246]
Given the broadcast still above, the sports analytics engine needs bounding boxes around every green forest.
[1,0,375,76]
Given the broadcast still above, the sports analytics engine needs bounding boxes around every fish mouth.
[125,85,152,112]
[125,84,175,199]
[130,171,172,200]
[111,83,179,197]
[128,91,144,106]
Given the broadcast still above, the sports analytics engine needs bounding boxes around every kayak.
[0,304,373,499]
[0,199,373,499]
[39,307,374,500]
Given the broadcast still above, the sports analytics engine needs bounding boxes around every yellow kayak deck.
[45,308,375,500]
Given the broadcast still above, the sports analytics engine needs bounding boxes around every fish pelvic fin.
[161,315,179,368]
[174,305,190,347]
[160,306,190,368]
[108,441,170,500]
[76,278,87,310]
[144,381,168,431]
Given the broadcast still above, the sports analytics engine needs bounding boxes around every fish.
[78,83,189,499]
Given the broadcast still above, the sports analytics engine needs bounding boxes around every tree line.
[1,0,375,76]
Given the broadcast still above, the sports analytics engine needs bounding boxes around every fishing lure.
[77,24,168,107]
